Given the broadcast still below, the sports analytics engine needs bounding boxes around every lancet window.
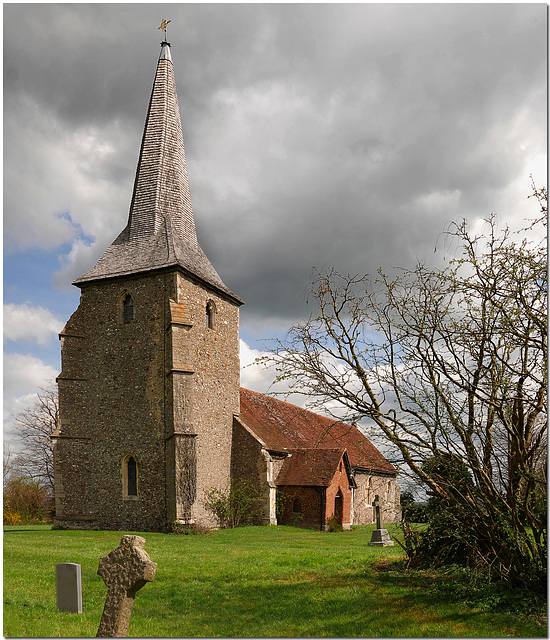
[122,294,134,323]
[206,300,216,329]
[123,455,138,498]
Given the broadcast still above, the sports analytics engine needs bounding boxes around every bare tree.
[269,192,546,588]
[11,386,58,495]
[3,444,14,486]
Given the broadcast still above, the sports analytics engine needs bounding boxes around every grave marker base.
[368,528,395,546]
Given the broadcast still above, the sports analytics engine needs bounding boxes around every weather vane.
[158,19,171,40]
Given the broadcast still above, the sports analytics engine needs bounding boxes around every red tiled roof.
[275,449,346,486]
[239,388,396,475]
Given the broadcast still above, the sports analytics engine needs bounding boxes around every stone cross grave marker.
[374,494,382,529]
[56,562,83,613]
[368,494,395,547]
[96,535,157,638]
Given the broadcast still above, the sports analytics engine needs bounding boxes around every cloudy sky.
[3,3,547,449]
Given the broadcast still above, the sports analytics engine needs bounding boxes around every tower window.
[123,455,138,498]
[123,294,134,323]
[206,300,216,329]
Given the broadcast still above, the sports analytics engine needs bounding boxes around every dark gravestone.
[96,535,157,637]
[56,562,83,613]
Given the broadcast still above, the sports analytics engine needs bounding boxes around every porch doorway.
[334,490,343,525]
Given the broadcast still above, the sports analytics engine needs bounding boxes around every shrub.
[275,489,290,519]
[3,510,22,526]
[400,490,429,523]
[398,458,480,570]
[171,520,211,535]
[327,514,343,532]
[399,456,547,594]
[204,478,260,528]
[401,501,429,523]
[408,508,474,569]
[3,476,53,523]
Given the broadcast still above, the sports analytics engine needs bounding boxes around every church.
[52,40,400,532]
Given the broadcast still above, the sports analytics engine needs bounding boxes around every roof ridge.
[240,387,351,426]
[239,387,397,475]
[287,447,346,452]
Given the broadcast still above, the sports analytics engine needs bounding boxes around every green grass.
[3,524,545,637]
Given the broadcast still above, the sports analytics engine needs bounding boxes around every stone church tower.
[53,41,243,531]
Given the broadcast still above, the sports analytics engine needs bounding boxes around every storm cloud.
[3,4,546,382]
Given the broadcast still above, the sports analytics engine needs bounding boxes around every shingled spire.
[74,42,240,303]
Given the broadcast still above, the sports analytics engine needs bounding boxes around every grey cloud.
[4,3,546,333]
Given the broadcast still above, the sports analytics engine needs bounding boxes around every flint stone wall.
[54,268,239,531]
[352,472,401,525]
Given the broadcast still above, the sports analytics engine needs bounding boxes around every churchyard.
[4,524,544,638]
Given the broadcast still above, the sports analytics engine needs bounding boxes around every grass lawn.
[3,523,545,637]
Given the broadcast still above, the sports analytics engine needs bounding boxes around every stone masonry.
[55,270,239,531]
[53,41,242,532]
[52,40,400,532]
[352,471,401,525]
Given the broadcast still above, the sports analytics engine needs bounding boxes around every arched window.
[123,455,138,498]
[127,457,137,496]
[206,300,216,329]
[292,498,302,513]
[123,294,134,323]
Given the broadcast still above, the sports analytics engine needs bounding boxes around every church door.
[334,490,343,525]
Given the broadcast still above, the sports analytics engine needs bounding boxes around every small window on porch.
[366,477,373,505]
[292,498,302,513]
